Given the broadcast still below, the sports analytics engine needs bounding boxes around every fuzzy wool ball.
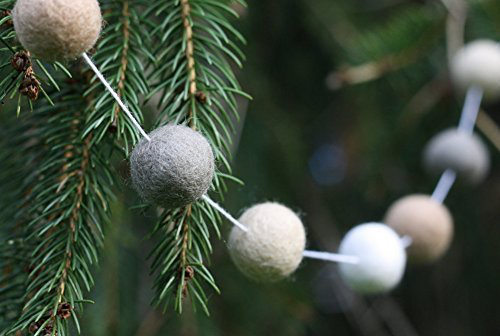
[338,223,406,294]
[384,195,453,264]
[423,129,490,185]
[451,40,500,99]
[130,125,215,209]
[13,0,102,61]
[228,203,306,283]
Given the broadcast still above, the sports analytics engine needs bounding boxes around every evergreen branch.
[181,0,198,128]
[147,0,247,313]
[3,75,115,335]
[0,112,46,332]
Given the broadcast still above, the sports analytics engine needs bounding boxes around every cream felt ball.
[423,129,490,185]
[384,195,453,264]
[130,125,215,209]
[13,0,102,61]
[451,40,500,99]
[228,203,306,283]
[338,223,406,294]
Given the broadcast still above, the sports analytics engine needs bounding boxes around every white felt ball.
[451,40,500,99]
[338,223,406,294]
[13,0,102,61]
[130,125,215,209]
[384,194,453,264]
[228,203,306,283]
[423,129,490,185]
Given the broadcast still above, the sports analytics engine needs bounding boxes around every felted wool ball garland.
[451,40,500,100]
[338,223,406,294]
[130,124,215,209]
[423,129,490,185]
[228,202,306,283]
[12,0,102,61]
[384,195,453,264]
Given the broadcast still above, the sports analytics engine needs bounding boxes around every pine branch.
[0,113,45,332]
[2,75,116,335]
[146,0,249,313]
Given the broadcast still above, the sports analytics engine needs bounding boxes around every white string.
[457,86,483,135]
[431,86,483,204]
[302,250,359,264]
[201,195,249,232]
[82,53,151,142]
[201,195,361,264]
[431,169,457,204]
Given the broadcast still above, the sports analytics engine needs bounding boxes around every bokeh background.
[83,0,499,335]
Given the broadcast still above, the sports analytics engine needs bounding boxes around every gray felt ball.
[423,129,490,185]
[13,0,102,62]
[130,125,215,209]
[228,203,306,283]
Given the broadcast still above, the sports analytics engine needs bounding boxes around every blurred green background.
[83,0,499,335]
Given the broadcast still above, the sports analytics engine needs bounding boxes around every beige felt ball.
[13,0,102,61]
[384,194,453,264]
[451,40,500,100]
[228,203,306,283]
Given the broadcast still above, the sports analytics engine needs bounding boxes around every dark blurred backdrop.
[83,0,500,335]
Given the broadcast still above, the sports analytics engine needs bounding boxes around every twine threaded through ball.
[384,194,453,264]
[130,125,215,209]
[13,0,102,61]
[228,202,306,283]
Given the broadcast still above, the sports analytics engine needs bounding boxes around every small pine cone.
[195,91,207,104]
[11,51,31,72]
[19,74,40,101]
[57,302,72,320]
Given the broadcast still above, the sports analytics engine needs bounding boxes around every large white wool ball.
[423,129,490,185]
[130,125,215,209]
[451,40,500,99]
[384,195,453,264]
[228,203,306,283]
[338,223,406,294]
[13,0,102,61]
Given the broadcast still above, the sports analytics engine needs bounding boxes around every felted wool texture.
[13,0,102,61]
[451,40,500,100]
[130,125,215,209]
[423,129,490,185]
[338,223,406,295]
[384,194,453,264]
[228,202,306,283]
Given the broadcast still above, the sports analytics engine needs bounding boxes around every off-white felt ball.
[384,195,453,264]
[423,129,490,185]
[338,223,406,294]
[130,125,215,209]
[13,0,102,61]
[451,40,500,99]
[228,203,306,283]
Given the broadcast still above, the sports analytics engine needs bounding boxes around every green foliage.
[145,0,248,314]
[0,0,248,334]
[348,5,446,64]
